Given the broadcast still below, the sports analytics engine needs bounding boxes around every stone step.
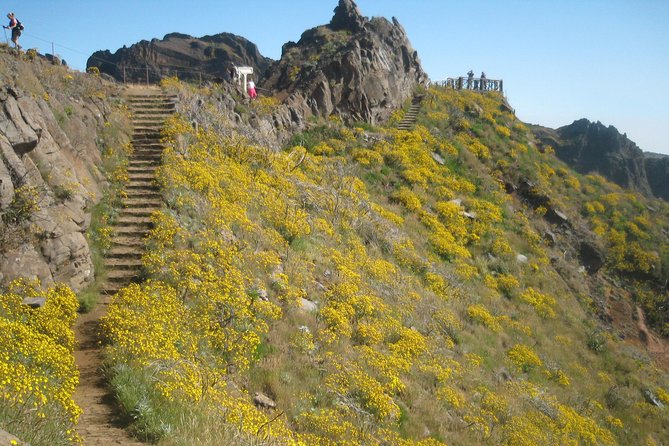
[127,172,156,181]
[134,127,162,133]
[113,227,152,238]
[131,149,162,156]
[123,192,162,202]
[130,97,173,101]
[106,269,141,283]
[107,247,143,259]
[127,164,160,171]
[128,164,158,172]
[132,110,174,116]
[125,184,160,196]
[128,158,160,165]
[120,210,155,220]
[133,138,162,144]
[133,126,164,133]
[123,199,162,209]
[130,102,175,107]
[111,236,145,248]
[132,147,163,154]
[132,137,163,144]
[105,258,143,271]
[130,154,162,162]
[128,101,175,107]
[116,215,153,225]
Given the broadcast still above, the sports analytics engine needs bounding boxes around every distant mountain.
[261,0,428,124]
[87,32,272,84]
[533,119,669,200]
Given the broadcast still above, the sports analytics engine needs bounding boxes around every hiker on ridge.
[480,72,487,91]
[467,70,474,89]
[4,12,22,50]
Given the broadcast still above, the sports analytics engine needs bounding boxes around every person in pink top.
[3,13,21,50]
[247,79,257,100]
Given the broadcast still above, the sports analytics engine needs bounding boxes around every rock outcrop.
[262,0,428,125]
[0,56,126,292]
[88,32,272,84]
[533,119,669,201]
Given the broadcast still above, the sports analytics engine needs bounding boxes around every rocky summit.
[262,0,428,124]
[87,32,272,84]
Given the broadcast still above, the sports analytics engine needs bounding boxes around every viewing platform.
[435,76,503,93]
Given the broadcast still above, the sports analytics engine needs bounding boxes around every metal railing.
[434,77,503,93]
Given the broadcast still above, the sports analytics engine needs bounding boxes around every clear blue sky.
[8,1,669,155]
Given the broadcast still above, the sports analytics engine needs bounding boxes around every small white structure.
[237,66,254,91]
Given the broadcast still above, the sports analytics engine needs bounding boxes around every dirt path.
[73,86,175,445]
[74,304,144,445]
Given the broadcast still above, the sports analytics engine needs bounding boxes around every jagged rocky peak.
[330,0,367,32]
[263,0,428,125]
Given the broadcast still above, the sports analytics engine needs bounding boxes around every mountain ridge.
[532,118,669,201]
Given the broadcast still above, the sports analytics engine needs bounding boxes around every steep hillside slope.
[97,77,669,445]
[262,0,428,124]
[88,32,272,84]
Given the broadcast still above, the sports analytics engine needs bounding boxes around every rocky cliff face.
[534,119,668,200]
[88,32,272,84]
[0,54,127,291]
[262,0,429,125]
[644,154,669,201]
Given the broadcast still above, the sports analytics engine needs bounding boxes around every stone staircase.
[397,94,424,131]
[74,87,176,445]
[101,88,176,295]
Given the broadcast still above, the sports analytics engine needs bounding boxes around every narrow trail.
[73,86,176,445]
[397,94,424,130]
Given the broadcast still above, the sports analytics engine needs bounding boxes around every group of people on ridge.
[3,12,22,50]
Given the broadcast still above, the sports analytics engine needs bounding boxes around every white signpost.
[237,66,254,94]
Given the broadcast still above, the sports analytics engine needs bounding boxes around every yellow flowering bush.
[0,280,81,445]
[507,344,542,372]
[520,288,556,319]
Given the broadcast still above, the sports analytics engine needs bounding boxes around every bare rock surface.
[0,80,118,292]
[263,0,428,125]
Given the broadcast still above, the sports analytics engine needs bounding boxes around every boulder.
[545,208,571,228]
[543,230,557,247]
[643,389,665,408]
[578,240,605,274]
[23,296,46,308]
[253,392,277,410]
[431,151,446,165]
[299,297,318,312]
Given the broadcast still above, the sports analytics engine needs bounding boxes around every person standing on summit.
[4,12,22,50]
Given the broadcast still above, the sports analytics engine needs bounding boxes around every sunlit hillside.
[96,79,669,445]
